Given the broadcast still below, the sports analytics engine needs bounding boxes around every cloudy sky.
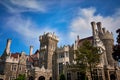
[0,0,120,55]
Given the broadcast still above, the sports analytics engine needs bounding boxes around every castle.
[0,22,120,80]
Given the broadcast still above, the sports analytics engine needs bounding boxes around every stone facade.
[61,22,120,80]
[0,22,120,80]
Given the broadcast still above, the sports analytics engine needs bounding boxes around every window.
[65,52,69,57]
[77,72,81,80]
[58,63,63,74]
[67,72,71,80]
[11,65,17,71]
[59,53,64,58]
[92,69,103,80]
[19,65,22,71]
[9,76,15,80]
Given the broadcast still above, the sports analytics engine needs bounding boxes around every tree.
[112,29,120,61]
[75,40,100,80]
[15,74,26,80]
[59,73,66,80]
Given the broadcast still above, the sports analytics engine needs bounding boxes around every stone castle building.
[0,21,120,80]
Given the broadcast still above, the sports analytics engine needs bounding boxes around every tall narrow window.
[9,76,15,80]
[11,65,17,71]
[19,65,22,71]
[77,72,81,80]
[58,63,63,74]
[66,52,69,57]
[67,72,71,80]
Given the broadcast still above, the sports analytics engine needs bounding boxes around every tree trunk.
[89,64,93,80]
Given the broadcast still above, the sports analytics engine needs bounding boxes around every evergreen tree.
[112,29,120,61]
[75,40,100,80]
[15,74,26,80]
[59,73,66,80]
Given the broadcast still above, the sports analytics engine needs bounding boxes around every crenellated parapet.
[100,30,114,40]
[57,45,70,52]
[39,32,59,42]
[91,22,113,40]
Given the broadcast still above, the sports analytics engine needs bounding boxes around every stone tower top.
[91,21,113,40]
[39,32,59,69]
[100,29,114,40]
[39,32,59,42]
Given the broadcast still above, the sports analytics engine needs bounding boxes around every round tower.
[96,22,115,66]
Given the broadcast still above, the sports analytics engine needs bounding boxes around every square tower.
[39,32,59,69]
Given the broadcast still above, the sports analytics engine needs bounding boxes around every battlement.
[100,30,114,40]
[91,21,113,40]
[57,45,70,52]
[39,32,59,41]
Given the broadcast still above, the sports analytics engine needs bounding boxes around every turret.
[96,22,114,66]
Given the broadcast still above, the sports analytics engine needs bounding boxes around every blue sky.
[0,0,120,55]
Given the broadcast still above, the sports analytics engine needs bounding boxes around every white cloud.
[6,15,60,50]
[0,0,46,13]
[70,7,120,43]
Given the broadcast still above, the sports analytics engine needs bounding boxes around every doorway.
[38,76,45,80]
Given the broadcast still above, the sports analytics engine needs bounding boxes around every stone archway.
[38,76,45,80]
[49,77,52,80]
[110,74,116,80]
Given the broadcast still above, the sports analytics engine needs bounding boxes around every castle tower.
[39,32,59,69]
[96,22,115,66]
[91,22,108,66]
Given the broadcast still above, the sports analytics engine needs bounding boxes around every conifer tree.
[15,74,26,80]
[75,40,100,80]
[112,29,120,61]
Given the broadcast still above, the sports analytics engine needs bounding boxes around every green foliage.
[15,74,26,80]
[112,29,120,61]
[59,73,66,80]
[75,40,100,77]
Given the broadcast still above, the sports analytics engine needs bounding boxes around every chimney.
[29,46,33,56]
[6,39,11,54]
[77,35,79,41]
[91,21,96,36]
[97,22,102,33]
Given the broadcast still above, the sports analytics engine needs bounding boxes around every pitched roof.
[27,56,34,62]
[78,36,93,46]
[11,53,20,58]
